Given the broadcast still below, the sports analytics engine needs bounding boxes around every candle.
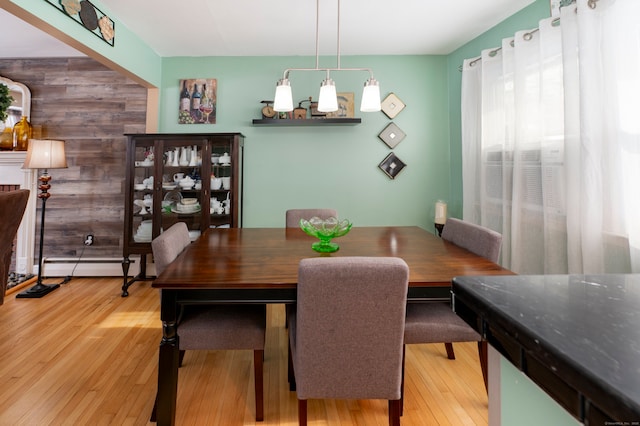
[435,201,447,225]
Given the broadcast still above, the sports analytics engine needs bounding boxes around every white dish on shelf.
[162,184,177,190]
[163,190,183,204]
[171,205,201,214]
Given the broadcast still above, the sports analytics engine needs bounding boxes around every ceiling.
[0,0,537,59]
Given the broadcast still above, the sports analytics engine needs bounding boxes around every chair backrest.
[0,189,30,305]
[294,256,409,400]
[151,222,191,275]
[441,218,502,263]
[285,208,338,228]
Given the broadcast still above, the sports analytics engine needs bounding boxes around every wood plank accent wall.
[0,58,147,260]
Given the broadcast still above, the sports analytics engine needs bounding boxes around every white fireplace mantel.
[0,151,38,274]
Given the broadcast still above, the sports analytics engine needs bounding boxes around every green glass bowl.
[300,217,352,253]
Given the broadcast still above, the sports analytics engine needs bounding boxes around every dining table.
[151,225,513,425]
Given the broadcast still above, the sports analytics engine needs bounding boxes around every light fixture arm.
[280,67,375,80]
[272,0,381,113]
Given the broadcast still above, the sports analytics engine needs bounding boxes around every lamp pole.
[17,170,60,298]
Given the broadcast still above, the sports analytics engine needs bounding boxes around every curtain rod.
[458,0,600,73]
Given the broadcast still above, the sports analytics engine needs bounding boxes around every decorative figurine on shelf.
[293,97,313,120]
[260,100,276,119]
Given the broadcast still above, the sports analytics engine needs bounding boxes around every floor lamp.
[17,139,68,299]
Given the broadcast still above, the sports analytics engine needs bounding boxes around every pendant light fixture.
[273,0,381,113]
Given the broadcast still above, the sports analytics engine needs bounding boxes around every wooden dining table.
[151,225,513,425]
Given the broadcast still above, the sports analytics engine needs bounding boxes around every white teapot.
[178,176,195,189]
[219,152,231,165]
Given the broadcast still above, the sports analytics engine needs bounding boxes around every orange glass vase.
[0,126,12,150]
[13,116,32,151]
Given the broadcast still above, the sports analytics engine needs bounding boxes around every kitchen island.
[451,274,640,425]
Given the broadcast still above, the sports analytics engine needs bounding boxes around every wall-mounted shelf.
[252,118,361,126]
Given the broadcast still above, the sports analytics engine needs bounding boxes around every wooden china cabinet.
[121,133,244,296]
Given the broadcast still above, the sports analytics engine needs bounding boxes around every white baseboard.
[41,256,155,277]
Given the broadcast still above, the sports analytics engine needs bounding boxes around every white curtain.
[461,0,640,274]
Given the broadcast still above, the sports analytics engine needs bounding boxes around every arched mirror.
[0,75,31,129]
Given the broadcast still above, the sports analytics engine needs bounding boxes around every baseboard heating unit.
[41,257,144,277]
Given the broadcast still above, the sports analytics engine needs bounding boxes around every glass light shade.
[318,78,338,112]
[273,79,293,112]
[360,78,381,112]
[22,139,68,170]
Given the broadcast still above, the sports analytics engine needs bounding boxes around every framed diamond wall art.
[378,152,406,180]
[381,93,405,119]
[378,122,406,149]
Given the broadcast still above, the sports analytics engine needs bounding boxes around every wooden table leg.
[155,290,180,426]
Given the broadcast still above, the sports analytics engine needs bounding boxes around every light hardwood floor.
[0,277,488,425]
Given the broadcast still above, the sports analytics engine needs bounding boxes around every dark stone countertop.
[451,274,640,424]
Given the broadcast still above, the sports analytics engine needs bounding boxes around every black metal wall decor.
[44,0,115,46]
[378,152,406,179]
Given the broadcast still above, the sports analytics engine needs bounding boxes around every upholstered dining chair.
[285,208,338,228]
[150,222,266,421]
[0,189,30,305]
[404,218,502,393]
[288,257,409,426]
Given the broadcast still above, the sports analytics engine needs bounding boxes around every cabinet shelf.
[252,118,361,126]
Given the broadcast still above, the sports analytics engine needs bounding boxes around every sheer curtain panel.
[461,0,640,274]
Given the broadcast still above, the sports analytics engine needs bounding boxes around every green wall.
[500,357,580,425]
[161,55,450,228]
[445,0,550,218]
[5,0,551,229]
[4,0,161,87]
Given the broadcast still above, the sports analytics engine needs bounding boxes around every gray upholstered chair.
[285,208,338,228]
[0,189,30,305]
[151,222,266,421]
[288,257,409,426]
[404,217,502,393]
[441,218,502,264]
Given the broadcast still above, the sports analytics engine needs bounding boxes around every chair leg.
[298,399,307,426]
[478,340,488,392]
[288,341,296,391]
[178,349,186,367]
[254,349,264,421]
[445,342,455,360]
[389,400,401,426]
[400,345,405,416]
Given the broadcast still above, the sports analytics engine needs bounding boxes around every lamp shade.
[360,78,381,112]
[274,78,293,112]
[22,139,68,170]
[318,78,338,112]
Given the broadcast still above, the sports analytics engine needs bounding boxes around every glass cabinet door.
[209,140,234,229]
[129,139,156,246]
[157,137,211,241]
